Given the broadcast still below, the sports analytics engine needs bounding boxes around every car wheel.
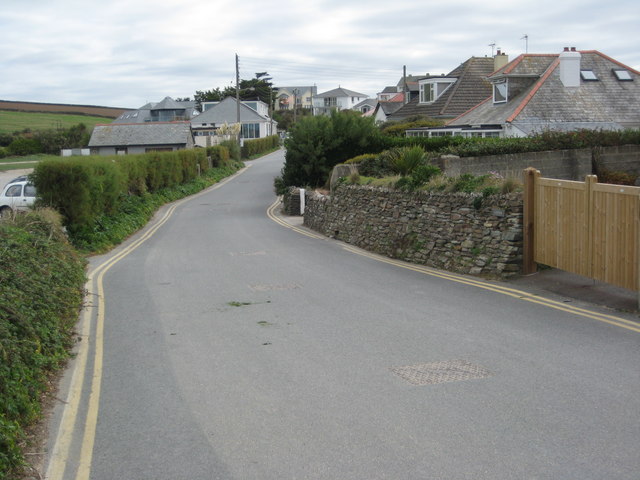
[0,206,13,219]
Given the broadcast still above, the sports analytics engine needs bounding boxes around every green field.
[0,110,110,134]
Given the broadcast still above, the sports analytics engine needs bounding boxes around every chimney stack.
[494,49,509,71]
[560,46,581,87]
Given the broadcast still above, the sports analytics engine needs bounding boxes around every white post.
[299,188,306,215]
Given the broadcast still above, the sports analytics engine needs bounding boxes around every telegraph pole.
[236,54,241,146]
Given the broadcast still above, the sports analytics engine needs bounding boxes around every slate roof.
[353,98,378,110]
[388,57,494,120]
[448,51,640,133]
[190,96,270,126]
[112,97,198,124]
[88,122,193,147]
[315,87,368,98]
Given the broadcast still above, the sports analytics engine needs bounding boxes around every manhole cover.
[390,360,492,385]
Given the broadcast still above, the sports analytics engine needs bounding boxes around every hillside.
[0,110,112,135]
[0,100,129,118]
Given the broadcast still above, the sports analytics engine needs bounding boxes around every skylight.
[613,69,633,81]
[580,70,598,81]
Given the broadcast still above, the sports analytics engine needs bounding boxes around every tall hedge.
[241,135,279,158]
[0,210,86,478]
[32,149,208,234]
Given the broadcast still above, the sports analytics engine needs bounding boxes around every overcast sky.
[1,0,638,108]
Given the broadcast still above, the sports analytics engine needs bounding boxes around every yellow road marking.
[266,199,640,334]
[45,166,249,480]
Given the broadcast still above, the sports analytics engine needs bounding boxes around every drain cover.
[390,360,492,385]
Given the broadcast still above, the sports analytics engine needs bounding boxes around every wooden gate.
[523,168,640,292]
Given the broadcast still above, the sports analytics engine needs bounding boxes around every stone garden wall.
[303,185,524,279]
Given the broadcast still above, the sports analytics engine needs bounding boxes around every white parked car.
[0,175,36,218]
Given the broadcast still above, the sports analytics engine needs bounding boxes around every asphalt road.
[47,149,639,479]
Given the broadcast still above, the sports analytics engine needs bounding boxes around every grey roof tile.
[388,57,494,121]
[88,122,193,147]
[449,51,640,131]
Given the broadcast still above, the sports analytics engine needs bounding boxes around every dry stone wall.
[303,185,524,279]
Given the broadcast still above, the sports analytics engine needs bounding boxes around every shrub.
[344,153,377,164]
[220,139,241,161]
[390,146,426,176]
[206,145,231,168]
[7,137,42,156]
[241,135,279,158]
[357,153,395,178]
[0,147,7,159]
[0,209,86,478]
[281,110,381,187]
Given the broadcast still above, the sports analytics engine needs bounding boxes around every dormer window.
[493,79,508,103]
[580,70,598,81]
[419,78,456,104]
[613,69,633,81]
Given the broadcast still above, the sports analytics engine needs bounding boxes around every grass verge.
[0,209,86,479]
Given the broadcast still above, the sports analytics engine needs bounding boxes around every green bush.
[7,137,42,156]
[390,146,426,176]
[32,157,124,231]
[206,145,231,167]
[241,135,279,158]
[0,209,86,478]
[344,153,377,164]
[0,147,7,159]
[220,139,241,161]
[281,110,381,187]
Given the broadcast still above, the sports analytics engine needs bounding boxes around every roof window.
[613,69,633,81]
[580,70,598,81]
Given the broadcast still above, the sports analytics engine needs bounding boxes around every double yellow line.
[267,199,640,333]
[46,166,249,480]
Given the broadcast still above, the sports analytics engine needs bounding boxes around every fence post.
[523,168,539,275]
[585,175,597,279]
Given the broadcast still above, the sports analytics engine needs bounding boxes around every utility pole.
[236,53,241,146]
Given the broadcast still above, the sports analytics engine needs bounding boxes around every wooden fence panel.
[591,184,639,290]
[534,178,591,277]
[525,168,640,292]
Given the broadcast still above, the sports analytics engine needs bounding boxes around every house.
[312,87,369,115]
[438,48,640,138]
[88,122,194,155]
[372,92,406,123]
[388,55,498,123]
[113,97,199,124]
[274,86,317,111]
[353,98,378,114]
[190,96,276,146]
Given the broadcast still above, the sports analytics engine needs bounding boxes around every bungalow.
[389,55,498,123]
[431,48,640,138]
[190,96,276,146]
[88,122,194,155]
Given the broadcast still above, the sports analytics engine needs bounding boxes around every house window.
[580,70,598,81]
[241,123,260,139]
[420,84,435,103]
[493,79,508,103]
[613,69,633,81]
[324,97,337,107]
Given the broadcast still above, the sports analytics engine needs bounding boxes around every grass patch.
[0,111,107,135]
[228,301,252,307]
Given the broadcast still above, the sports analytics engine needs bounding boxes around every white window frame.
[493,79,508,103]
